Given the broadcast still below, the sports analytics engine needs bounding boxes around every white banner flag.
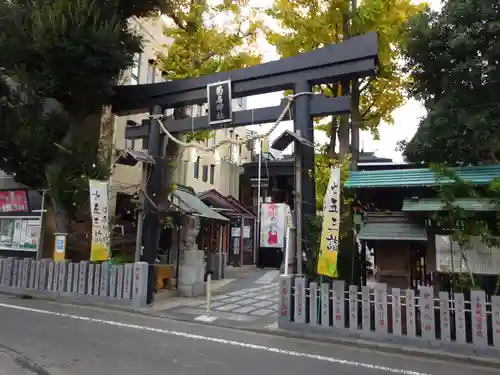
[89,180,110,261]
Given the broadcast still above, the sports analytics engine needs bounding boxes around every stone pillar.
[178,215,205,297]
[132,262,148,308]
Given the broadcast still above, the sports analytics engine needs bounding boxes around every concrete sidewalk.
[149,275,236,312]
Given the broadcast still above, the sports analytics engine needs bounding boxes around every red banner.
[0,190,29,212]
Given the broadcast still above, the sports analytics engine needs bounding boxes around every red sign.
[0,190,29,212]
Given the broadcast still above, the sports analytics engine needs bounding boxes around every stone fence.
[278,275,500,358]
[0,258,149,308]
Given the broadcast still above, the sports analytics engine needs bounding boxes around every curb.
[247,327,500,369]
[2,290,500,369]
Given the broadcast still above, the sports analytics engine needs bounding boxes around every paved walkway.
[156,269,280,327]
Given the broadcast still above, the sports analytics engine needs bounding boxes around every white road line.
[254,270,279,284]
[0,302,430,375]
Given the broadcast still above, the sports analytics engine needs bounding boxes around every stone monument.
[177,214,205,297]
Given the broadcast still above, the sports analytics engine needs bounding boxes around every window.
[147,59,156,84]
[130,53,141,85]
[202,165,208,182]
[0,218,40,251]
[125,138,135,150]
[210,165,215,184]
[194,157,200,179]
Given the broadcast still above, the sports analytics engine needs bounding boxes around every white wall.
[436,235,500,275]
[176,98,251,197]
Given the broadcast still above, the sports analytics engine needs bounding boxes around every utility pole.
[133,166,147,262]
[294,131,303,275]
[293,80,314,276]
[256,137,262,265]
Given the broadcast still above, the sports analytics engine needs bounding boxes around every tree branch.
[361,100,376,118]
[163,5,186,30]
[359,77,373,94]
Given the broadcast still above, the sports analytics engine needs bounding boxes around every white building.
[109,17,251,215]
[108,17,170,216]
[175,98,252,197]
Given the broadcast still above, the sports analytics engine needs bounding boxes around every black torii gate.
[111,32,378,303]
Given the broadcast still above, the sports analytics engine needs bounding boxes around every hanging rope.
[151,91,315,152]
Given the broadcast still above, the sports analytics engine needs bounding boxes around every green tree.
[0,0,171,235]
[266,0,425,200]
[401,0,500,165]
[154,0,262,208]
[267,0,424,281]
[430,164,500,294]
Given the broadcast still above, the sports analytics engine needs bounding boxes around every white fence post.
[21,259,31,289]
[309,282,318,325]
[132,262,149,308]
[419,286,435,340]
[361,285,371,332]
[294,277,306,324]
[4,258,14,286]
[93,263,101,296]
[392,288,402,336]
[116,265,124,299]
[66,263,74,293]
[123,263,133,299]
[439,291,451,341]
[332,280,345,329]
[78,261,88,294]
[100,262,109,296]
[52,262,60,291]
[492,295,500,347]
[405,289,416,338]
[471,290,487,346]
[72,263,80,293]
[374,283,388,334]
[38,260,49,291]
[46,261,55,292]
[110,265,118,298]
[278,275,292,326]
[57,262,68,292]
[87,263,95,295]
[454,292,466,344]
[320,282,330,327]
[348,285,358,331]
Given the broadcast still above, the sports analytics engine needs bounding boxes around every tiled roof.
[345,165,500,189]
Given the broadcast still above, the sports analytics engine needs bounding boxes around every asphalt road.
[0,294,496,375]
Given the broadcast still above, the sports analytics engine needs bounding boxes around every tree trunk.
[49,196,70,233]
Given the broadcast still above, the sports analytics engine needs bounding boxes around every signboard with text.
[0,190,29,212]
[89,180,110,262]
[317,167,341,278]
[207,80,233,125]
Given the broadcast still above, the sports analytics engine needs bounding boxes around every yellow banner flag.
[317,167,341,278]
[89,180,110,262]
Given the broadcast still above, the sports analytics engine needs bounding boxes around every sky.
[245,0,442,162]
